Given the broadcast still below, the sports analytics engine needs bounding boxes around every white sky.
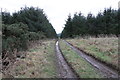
[0,0,119,34]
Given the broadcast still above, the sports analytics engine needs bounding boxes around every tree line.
[2,6,57,58]
[61,7,119,38]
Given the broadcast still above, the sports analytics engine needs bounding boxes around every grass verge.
[67,37,118,70]
[5,40,57,78]
[59,40,103,78]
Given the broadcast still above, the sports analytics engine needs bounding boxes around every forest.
[1,6,119,78]
[61,7,120,38]
[2,6,57,58]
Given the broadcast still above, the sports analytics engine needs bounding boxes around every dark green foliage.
[2,12,12,24]
[27,31,46,41]
[2,23,29,53]
[117,9,120,36]
[2,6,57,38]
[2,6,57,59]
[15,7,57,38]
[61,15,73,38]
[61,8,119,38]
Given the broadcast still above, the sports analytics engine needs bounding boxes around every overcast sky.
[0,0,119,34]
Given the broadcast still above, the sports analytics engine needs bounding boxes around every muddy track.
[55,41,79,78]
[64,40,119,78]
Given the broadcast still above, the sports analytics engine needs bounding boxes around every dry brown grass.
[3,40,57,78]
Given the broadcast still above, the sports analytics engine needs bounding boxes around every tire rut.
[64,40,119,78]
[55,41,79,78]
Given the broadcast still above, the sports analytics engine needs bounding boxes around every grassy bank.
[59,40,103,78]
[5,40,57,78]
[67,37,118,70]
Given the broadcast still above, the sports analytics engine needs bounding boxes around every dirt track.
[55,41,78,78]
[64,40,119,78]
